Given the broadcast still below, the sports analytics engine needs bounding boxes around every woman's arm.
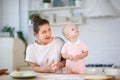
[51,57,66,73]
[62,54,73,60]
[30,62,47,73]
[57,57,66,69]
[30,59,55,73]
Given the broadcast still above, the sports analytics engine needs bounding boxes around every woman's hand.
[30,59,58,73]
[43,59,62,73]
[43,58,55,72]
[50,59,66,73]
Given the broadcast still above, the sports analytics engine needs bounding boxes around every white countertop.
[1,73,120,80]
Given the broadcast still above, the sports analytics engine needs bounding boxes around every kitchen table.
[0,73,120,80]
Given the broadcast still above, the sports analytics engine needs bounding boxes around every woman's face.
[35,24,52,44]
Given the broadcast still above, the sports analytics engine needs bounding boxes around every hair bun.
[32,15,41,23]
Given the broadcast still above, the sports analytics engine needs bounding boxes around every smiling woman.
[25,15,65,73]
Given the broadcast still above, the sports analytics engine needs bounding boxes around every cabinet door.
[0,38,14,72]
[0,38,27,72]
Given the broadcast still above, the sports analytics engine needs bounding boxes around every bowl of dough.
[10,71,37,79]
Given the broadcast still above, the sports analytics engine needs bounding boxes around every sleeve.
[55,37,65,45]
[55,37,65,51]
[25,45,37,63]
[61,43,67,55]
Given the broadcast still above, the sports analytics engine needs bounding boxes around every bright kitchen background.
[0,0,120,71]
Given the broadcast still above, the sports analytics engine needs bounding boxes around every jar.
[69,0,75,6]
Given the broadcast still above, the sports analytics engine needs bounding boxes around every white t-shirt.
[25,37,64,66]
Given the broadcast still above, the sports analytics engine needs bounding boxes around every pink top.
[61,39,88,73]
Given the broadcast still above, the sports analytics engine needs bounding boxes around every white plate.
[10,71,37,79]
[11,75,36,79]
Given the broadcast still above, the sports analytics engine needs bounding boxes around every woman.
[25,15,65,73]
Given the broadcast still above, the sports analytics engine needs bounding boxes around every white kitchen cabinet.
[28,0,86,26]
[0,37,27,72]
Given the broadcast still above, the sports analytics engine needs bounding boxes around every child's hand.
[73,54,83,61]
[68,55,74,60]
[73,55,80,61]
[73,51,88,61]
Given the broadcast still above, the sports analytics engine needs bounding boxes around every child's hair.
[32,15,49,33]
[62,24,75,36]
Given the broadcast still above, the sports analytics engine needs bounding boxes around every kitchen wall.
[0,0,120,65]
[19,0,29,40]
[0,0,20,31]
[0,0,2,30]
[81,18,120,64]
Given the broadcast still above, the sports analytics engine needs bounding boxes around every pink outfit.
[61,39,88,74]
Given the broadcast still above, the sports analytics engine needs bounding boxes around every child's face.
[65,25,79,40]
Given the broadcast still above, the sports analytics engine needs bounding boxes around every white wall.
[81,0,120,64]
[19,0,29,40]
[2,0,20,31]
[0,0,2,29]
[80,18,120,64]
[1,0,29,40]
